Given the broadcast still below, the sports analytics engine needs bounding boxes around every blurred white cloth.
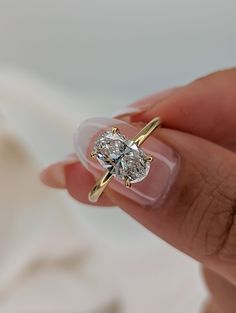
[0,70,207,313]
[0,72,119,313]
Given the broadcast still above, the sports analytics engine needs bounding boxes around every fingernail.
[40,154,78,188]
[113,87,180,118]
[74,117,180,208]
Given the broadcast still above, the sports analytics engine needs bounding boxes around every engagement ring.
[89,117,161,202]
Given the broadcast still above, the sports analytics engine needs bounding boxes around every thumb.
[73,117,236,284]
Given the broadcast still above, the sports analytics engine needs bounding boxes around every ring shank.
[88,117,161,203]
[132,117,161,146]
[88,171,113,203]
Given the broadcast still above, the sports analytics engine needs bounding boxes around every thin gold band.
[88,117,161,203]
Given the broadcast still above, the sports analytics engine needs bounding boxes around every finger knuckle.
[179,161,236,263]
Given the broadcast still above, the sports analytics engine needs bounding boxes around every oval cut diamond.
[92,130,151,184]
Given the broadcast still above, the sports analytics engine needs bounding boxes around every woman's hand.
[41,68,236,313]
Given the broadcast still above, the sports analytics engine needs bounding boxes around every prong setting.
[125,178,131,188]
[91,126,152,185]
[146,156,153,162]
[90,151,96,158]
[112,127,119,134]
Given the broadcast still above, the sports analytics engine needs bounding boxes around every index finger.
[131,68,236,148]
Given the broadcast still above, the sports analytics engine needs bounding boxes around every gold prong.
[146,156,153,162]
[125,178,131,188]
[112,127,119,134]
[90,151,96,158]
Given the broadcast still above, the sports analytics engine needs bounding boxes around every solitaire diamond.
[91,129,151,185]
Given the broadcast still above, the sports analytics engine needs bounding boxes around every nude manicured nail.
[113,87,180,118]
[74,117,180,208]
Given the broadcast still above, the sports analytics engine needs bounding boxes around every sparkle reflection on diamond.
[92,130,151,184]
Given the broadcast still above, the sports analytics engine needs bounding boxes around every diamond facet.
[92,130,151,184]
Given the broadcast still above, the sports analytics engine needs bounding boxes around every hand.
[41,68,236,313]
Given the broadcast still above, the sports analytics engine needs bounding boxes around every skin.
[41,68,236,313]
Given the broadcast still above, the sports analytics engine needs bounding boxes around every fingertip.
[65,162,114,207]
[40,157,114,206]
[40,162,67,189]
